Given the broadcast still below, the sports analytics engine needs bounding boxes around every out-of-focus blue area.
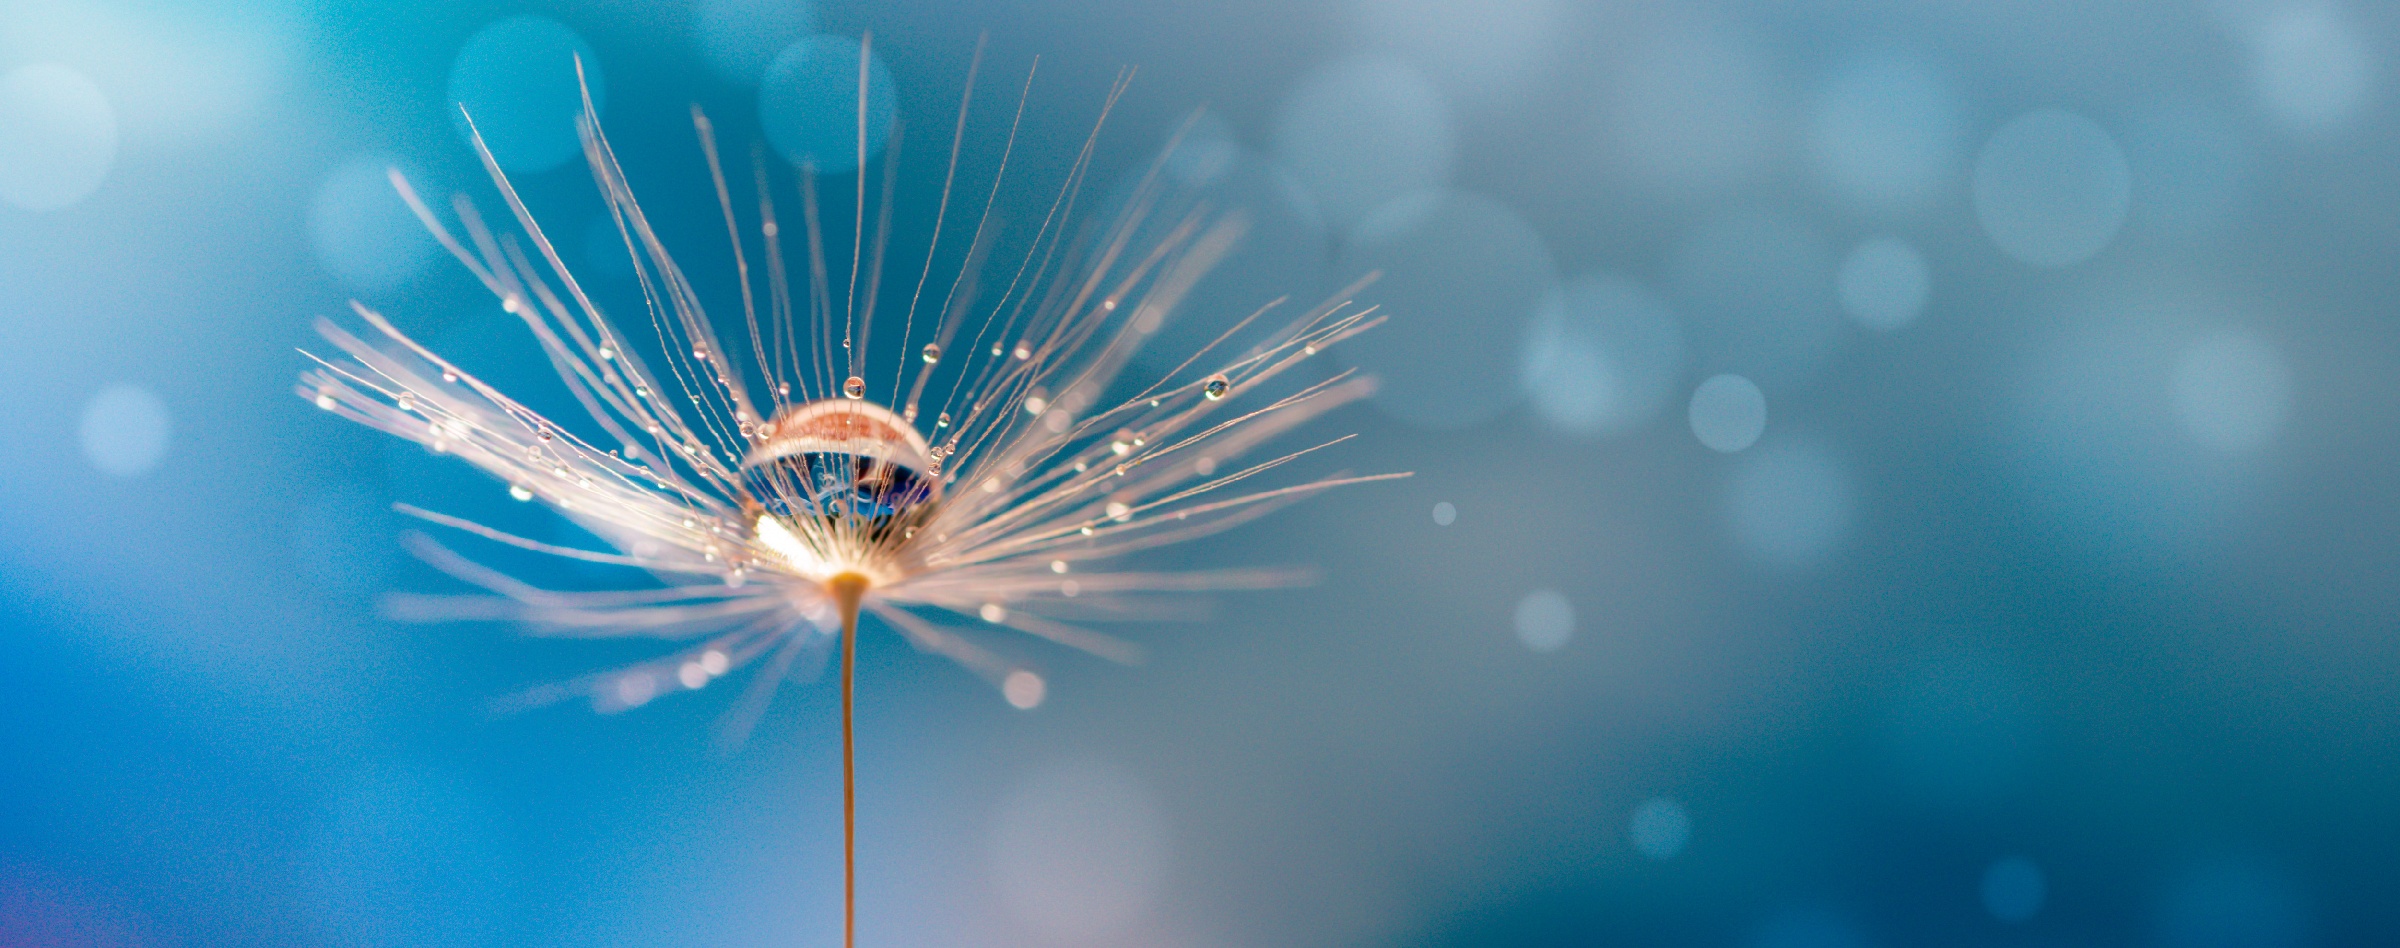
[4,0,2400,945]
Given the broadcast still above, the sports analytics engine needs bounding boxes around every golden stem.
[825,572,870,948]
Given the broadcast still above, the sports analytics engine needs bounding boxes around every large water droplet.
[922,343,941,364]
[843,376,865,399]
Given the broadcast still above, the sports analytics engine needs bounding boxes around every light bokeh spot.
[80,384,170,478]
[1432,501,1457,526]
[991,759,1169,941]
[1513,588,1573,652]
[691,0,814,86]
[1599,26,1778,198]
[1973,109,2131,267]
[447,16,604,173]
[2248,5,2374,136]
[1807,51,1964,211]
[1629,797,1691,860]
[1982,856,2047,922]
[1521,275,1685,437]
[1689,374,1766,453]
[1837,237,1931,332]
[1345,0,1561,106]
[759,34,896,174]
[0,63,116,211]
[2154,858,2313,948]
[308,159,438,292]
[1273,56,1455,227]
[1002,670,1046,710]
[1339,191,1554,429]
[2173,329,2291,453]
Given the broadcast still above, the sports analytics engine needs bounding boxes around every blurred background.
[5,0,2399,945]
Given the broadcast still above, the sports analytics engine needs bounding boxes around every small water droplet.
[1079,525,1096,536]
[1103,299,1117,311]
[510,484,534,501]
[739,421,755,438]
[692,347,709,361]
[1074,461,1088,472]
[1106,501,1133,522]
[922,343,941,365]
[1110,439,1130,456]
[1013,342,1032,360]
[1050,560,1068,574]
[902,403,918,422]
[777,383,791,397]
[598,347,615,361]
[502,297,521,314]
[990,343,1004,357]
[1203,374,1230,400]
[396,391,416,412]
[1303,345,1317,356]
[843,376,865,399]
[315,393,337,411]
[936,412,951,428]
[1025,396,1047,415]
[442,370,460,383]
[635,385,651,398]
[979,602,1008,623]
[1195,456,1217,477]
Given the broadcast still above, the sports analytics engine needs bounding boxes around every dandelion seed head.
[300,55,1405,722]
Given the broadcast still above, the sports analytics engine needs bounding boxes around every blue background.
[3,0,2397,945]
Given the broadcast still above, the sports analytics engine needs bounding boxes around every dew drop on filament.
[1013,342,1032,361]
[843,376,866,399]
[510,484,534,501]
[1203,374,1231,400]
[922,343,941,364]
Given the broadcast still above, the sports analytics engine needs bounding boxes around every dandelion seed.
[298,53,1405,948]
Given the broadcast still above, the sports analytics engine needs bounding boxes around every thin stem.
[826,573,870,948]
